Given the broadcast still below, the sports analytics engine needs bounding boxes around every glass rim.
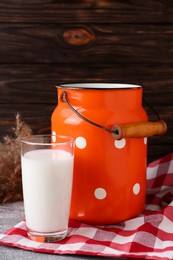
[21,134,75,146]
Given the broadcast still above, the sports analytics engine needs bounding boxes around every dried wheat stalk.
[0,114,32,203]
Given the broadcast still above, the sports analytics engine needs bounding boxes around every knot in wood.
[63,28,95,46]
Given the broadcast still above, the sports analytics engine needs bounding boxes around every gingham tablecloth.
[1,153,173,260]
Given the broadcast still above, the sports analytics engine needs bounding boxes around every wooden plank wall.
[0,0,173,162]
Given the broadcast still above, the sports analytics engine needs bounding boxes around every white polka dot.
[75,137,87,149]
[114,138,126,149]
[94,188,107,200]
[144,137,147,145]
[133,183,140,195]
[52,131,56,142]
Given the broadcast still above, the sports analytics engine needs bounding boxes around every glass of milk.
[21,134,74,242]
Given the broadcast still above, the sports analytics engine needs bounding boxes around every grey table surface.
[0,201,125,260]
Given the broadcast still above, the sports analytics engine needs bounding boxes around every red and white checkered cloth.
[1,153,173,259]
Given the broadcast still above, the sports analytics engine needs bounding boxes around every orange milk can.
[51,83,167,224]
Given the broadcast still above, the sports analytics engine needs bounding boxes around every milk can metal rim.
[58,83,142,90]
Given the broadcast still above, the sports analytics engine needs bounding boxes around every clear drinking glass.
[21,135,75,242]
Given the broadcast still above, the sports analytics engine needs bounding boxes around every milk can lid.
[58,83,142,89]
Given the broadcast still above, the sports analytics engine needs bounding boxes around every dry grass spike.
[0,113,32,203]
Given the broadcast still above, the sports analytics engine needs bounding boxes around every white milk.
[21,149,74,233]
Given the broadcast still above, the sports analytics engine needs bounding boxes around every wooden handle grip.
[112,120,167,140]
